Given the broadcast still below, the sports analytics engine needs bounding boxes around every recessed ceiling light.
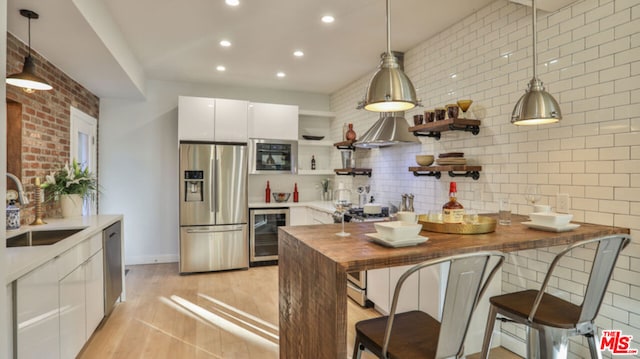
[219,40,231,47]
[216,65,226,72]
[293,50,304,57]
[321,15,335,23]
[225,0,239,6]
[276,72,286,78]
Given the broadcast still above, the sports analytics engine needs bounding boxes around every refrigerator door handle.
[214,154,220,213]
[210,158,216,214]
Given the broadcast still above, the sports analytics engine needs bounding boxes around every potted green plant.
[40,159,97,217]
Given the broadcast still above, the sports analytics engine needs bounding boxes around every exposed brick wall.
[5,32,100,222]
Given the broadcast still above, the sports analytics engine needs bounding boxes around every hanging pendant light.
[362,0,418,112]
[6,9,53,93]
[511,0,560,125]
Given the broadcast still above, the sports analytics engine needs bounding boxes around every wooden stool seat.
[489,289,581,329]
[355,310,439,359]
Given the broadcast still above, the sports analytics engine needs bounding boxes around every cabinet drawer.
[57,240,91,280]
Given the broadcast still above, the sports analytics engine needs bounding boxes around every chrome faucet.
[6,172,29,205]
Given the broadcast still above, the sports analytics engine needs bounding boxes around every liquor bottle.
[293,183,299,203]
[442,182,464,223]
[265,181,271,203]
[311,155,316,170]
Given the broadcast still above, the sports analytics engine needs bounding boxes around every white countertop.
[5,214,123,284]
[248,200,336,213]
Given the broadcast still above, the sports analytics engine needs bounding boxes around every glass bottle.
[265,181,271,203]
[442,182,464,223]
[293,183,299,203]
[311,155,316,170]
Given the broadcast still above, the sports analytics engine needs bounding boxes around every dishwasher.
[103,221,123,316]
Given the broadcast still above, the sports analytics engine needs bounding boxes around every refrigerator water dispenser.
[184,170,204,202]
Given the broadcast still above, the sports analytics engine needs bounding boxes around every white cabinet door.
[389,265,419,314]
[289,207,309,226]
[215,99,248,142]
[85,250,104,336]
[367,268,389,314]
[418,262,447,320]
[59,265,86,359]
[16,259,60,359]
[178,96,215,141]
[248,102,299,140]
[6,284,12,359]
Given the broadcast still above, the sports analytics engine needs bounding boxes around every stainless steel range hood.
[355,51,420,148]
[353,112,420,148]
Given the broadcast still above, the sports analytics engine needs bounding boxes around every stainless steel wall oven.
[249,207,289,266]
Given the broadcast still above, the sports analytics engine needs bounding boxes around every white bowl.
[528,212,573,227]
[374,222,422,241]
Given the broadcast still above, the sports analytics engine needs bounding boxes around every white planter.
[60,194,83,217]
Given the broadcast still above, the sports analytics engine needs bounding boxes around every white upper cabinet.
[179,97,249,142]
[178,96,215,141]
[248,102,298,140]
[215,98,249,142]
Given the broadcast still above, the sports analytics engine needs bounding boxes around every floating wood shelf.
[334,168,372,177]
[333,140,358,151]
[408,118,481,140]
[408,165,482,180]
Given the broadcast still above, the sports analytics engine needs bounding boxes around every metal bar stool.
[481,234,631,359]
[353,251,505,359]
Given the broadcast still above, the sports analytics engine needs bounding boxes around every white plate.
[365,232,429,248]
[522,221,580,232]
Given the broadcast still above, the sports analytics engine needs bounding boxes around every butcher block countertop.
[277,214,630,359]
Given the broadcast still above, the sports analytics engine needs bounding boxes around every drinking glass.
[463,209,479,224]
[457,99,473,119]
[499,198,511,225]
[427,210,443,223]
[524,185,542,206]
[334,187,352,236]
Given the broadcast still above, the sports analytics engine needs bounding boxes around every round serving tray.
[417,215,496,234]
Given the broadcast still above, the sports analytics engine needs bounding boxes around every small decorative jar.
[6,200,20,230]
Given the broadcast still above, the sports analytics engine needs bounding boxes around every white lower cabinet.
[309,208,334,224]
[59,265,86,359]
[367,264,444,317]
[289,207,308,226]
[14,233,104,359]
[16,258,60,359]
[85,250,105,336]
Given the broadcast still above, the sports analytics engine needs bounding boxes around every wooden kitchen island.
[278,214,630,358]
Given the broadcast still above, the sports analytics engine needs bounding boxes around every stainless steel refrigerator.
[179,142,248,273]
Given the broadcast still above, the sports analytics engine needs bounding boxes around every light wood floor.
[79,263,519,359]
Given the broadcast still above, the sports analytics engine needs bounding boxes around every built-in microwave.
[248,139,298,174]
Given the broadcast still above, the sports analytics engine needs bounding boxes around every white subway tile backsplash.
[330,0,639,353]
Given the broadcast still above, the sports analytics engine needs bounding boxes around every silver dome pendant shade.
[354,112,420,148]
[511,0,560,125]
[363,0,418,112]
[6,9,53,92]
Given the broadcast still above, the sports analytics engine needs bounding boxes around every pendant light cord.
[386,0,391,55]
[27,15,32,57]
[531,0,537,79]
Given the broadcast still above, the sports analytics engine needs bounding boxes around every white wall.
[99,79,331,264]
[330,0,639,355]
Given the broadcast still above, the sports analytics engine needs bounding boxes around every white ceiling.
[6,0,573,100]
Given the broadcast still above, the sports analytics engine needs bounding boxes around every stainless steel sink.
[6,228,86,247]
